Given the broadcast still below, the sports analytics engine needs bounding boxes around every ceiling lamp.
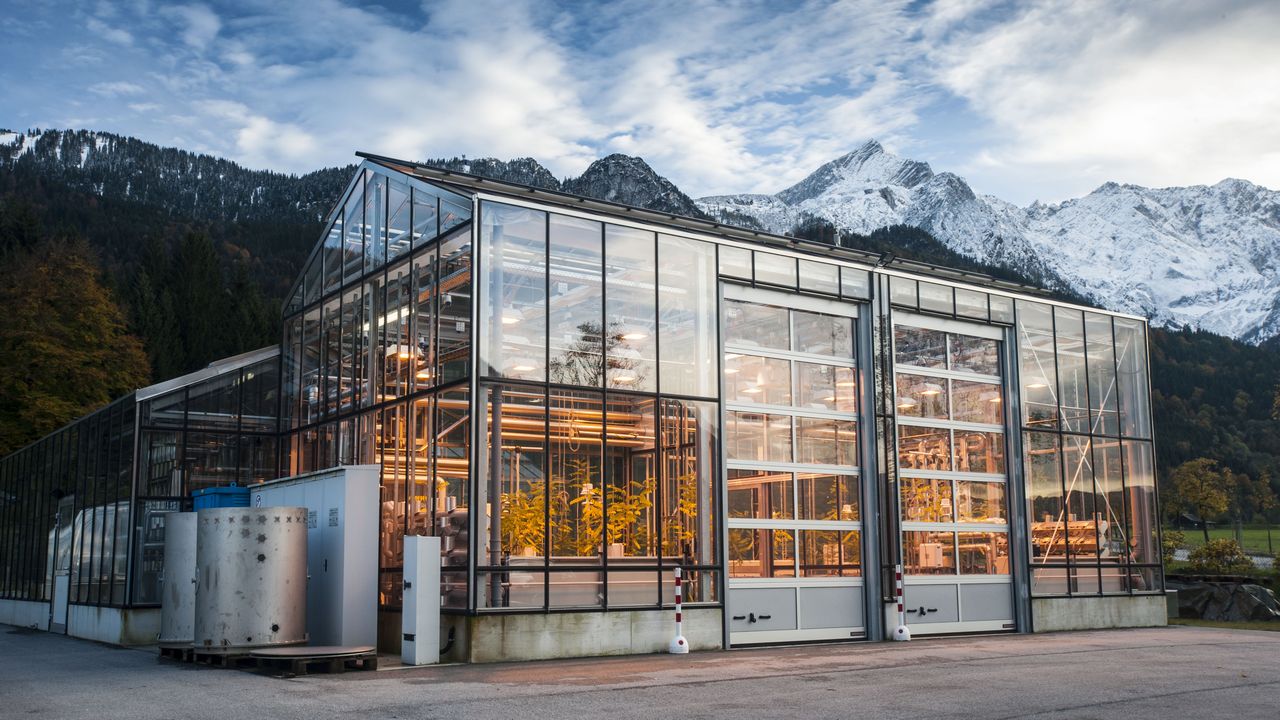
[509,357,538,373]
[1027,377,1049,389]
[612,371,637,384]
[920,382,943,396]
[981,390,1002,404]
[897,396,918,410]
[742,386,763,395]
[620,326,648,341]
[416,369,433,381]
[836,378,857,388]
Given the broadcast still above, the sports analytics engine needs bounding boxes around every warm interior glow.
[501,309,524,325]
[897,396,918,410]
[920,382,943,396]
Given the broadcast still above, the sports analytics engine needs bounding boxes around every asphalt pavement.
[2,623,1278,719]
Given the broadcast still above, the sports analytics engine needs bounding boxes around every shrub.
[1186,539,1254,575]
[1162,529,1185,566]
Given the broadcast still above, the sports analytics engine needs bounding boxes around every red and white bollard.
[892,563,911,641]
[669,566,689,654]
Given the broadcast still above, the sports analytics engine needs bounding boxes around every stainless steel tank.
[194,506,308,651]
[157,512,197,646]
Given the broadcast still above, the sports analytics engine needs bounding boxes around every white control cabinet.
[251,465,379,648]
[402,535,441,665]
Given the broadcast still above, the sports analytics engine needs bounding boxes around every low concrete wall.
[1032,595,1167,632]
[0,599,49,631]
[467,607,723,663]
[66,605,161,645]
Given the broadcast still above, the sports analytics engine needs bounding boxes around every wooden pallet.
[251,648,379,676]
[157,645,195,663]
[191,649,257,669]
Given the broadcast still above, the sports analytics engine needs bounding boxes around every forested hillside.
[0,130,1276,523]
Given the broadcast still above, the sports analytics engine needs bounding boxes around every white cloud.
[160,4,221,50]
[86,16,132,45]
[89,81,145,96]
[929,0,1280,200]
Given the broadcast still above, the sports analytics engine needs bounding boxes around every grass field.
[1168,525,1279,556]
[1170,618,1280,632]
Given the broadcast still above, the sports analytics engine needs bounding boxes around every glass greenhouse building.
[0,154,1165,658]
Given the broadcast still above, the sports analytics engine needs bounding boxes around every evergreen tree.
[0,235,149,454]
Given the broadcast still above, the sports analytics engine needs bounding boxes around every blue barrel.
[192,485,250,511]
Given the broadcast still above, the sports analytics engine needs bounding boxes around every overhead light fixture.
[742,386,763,395]
[1027,378,1049,389]
[620,326,648,341]
[920,382,943,396]
[509,357,537,373]
[501,308,524,325]
[612,372,637,384]
[724,367,740,375]
[981,391,1002,404]
[836,379,857,388]
[897,397,918,410]
[416,369,433,381]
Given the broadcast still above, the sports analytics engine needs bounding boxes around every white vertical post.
[892,563,911,641]
[669,566,689,654]
[402,535,441,665]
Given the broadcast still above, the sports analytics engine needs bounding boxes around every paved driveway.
[2,624,1278,719]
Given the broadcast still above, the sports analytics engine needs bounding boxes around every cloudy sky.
[2,0,1277,204]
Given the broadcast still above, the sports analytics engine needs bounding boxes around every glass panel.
[951,379,1003,425]
[343,178,365,284]
[1017,301,1059,429]
[724,354,790,405]
[1026,431,1065,565]
[754,253,796,287]
[1084,313,1119,436]
[364,173,387,273]
[387,175,412,261]
[604,394,658,559]
[435,388,469,607]
[548,570,604,609]
[186,431,238,492]
[955,481,1007,523]
[953,429,1005,474]
[918,282,953,315]
[726,411,791,463]
[797,473,858,521]
[548,389,603,565]
[379,404,408,573]
[441,197,470,234]
[606,571,660,607]
[898,425,951,472]
[660,399,717,565]
[478,570,544,610]
[1061,434,1100,563]
[900,477,953,523]
[904,530,955,575]
[949,334,999,376]
[548,214,603,386]
[989,294,1014,324]
[604,225,657,391]
[141,388,186,428]
[1115,318,1152,439]
[411,248,438,391]
[304,248,323,306]
[1124,440,1159,569]
[436,230,472,384]
[795,418,857,466]
[895,374,948,419]
[723,298,789,351]
[718,244,752,279]
[840,267,871,299]
[894,325,946,368]
[481,202,547,382]
[411,185,439,249]
[889,276,917,307]
[658,235,717,397]
[795,362,857,413]
[799,530,861,577]
[728,528,795,578]
[1054,308,1088,433]
[798,259,839,295]
[958,532,1009,574]
[955,288,988,320]
[793,310,853,357]
[322,215,343,295]
[480,385,547,583]
[727,469,793,520]
[1092,439,1128,561]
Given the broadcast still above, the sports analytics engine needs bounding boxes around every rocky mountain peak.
[562,153,706,218]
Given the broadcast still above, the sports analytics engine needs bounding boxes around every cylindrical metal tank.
[157,512,197,646]
[194,506,308,651]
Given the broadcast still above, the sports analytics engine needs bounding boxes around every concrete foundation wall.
[1032,595,1166,633]
[0,599,49,631]
[66,605,161,646]
[467,608,723,663]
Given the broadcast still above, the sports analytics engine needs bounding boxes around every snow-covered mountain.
[698,141,1280,344]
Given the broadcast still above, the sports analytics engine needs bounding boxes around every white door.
[723,286,867,644]
[892,313,1015,634]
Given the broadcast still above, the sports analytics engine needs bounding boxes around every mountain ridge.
[699,140,1280,344]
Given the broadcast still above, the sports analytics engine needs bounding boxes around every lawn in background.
[1169,524,1279,556]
